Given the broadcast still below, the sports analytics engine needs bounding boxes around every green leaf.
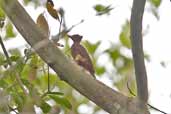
[49,95,72,109]
[11,92,25,111]
[120,33,131,49]
[105,48,120,62]
[96,66,105,75]
[119,21,131,49]
[0,8,5,28]
[0,80,8,88]
[15,58,25,73]
[21,78,34,92]
[83,41,101,54]
[9,48,21,57]
[10,55,20,62]
[40,101,51,113]
[5,23,16,38]
[23,0,40,8]
[144,53,150,62]
[150,7,160,20]
[94,4,113,16]
[0,52,5,65]
[34,73,58,91]
[149,0,161,8]
[0,8,5,19]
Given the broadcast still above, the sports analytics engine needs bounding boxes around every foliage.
[148,0,161,20]
[0,0,161,114]
[93,4,113,16]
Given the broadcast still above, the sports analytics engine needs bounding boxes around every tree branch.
[0,0,149,114]
[130,0,148,103]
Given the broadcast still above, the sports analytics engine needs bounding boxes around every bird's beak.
[67,34,72,38]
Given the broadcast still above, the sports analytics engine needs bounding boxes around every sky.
[4,0,171,114]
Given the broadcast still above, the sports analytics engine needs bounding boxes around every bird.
[68,34,95,78]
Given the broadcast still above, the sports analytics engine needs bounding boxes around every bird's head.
[68,34,83,43]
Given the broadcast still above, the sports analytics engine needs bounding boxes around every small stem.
[127,82,168,114]
[47,65,50,92]
[15,72,28,96]
[0,35,28,97]
[8,105,19,114]
[0,35,11,66]
[57,17,63,41]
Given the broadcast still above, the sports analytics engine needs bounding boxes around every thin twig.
[57,16,63,41]
[51,19,84,42]
[148,104,168,114]
[0,34,28,95]
[8,105,19,114]
[0,35,11,66]
[15,72,28,96]
[47,65,50,92]
[127,82,168,114]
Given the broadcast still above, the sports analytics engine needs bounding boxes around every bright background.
[4,0,171,114]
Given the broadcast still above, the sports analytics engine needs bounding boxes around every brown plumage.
[68,34,95,78]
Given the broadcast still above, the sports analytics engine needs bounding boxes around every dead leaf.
[47,0,54,7]
[36,13,50,38]
[46,0,59,20]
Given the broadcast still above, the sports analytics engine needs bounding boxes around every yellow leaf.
[36,13,50,38]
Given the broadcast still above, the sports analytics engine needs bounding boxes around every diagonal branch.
[130,0,148,103]
[0,0,149,114]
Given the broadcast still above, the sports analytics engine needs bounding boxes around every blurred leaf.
[40,101,51,113]
[105,48,120,62]
[47,0,54,7]
[144,53,150,62]
[160,61,166,68]
[117,57,132,74]
[9,48,21,57]
[0,52,5,66]
[36,13,50,37]
[83,41,101,54]
[46,0,59,20]
[0,79,8,88]
[23,0,31,5]
[23,0,40,8]
[149,0,161,8]
[10,55,20,62]
[28,54,38,81]
[21,78,33,92]
[35,73,57,91]
[0,8,5,28]
[15,57,25,73]
[94,4,113,16]
[115,74,136,96]
[127,81,136,97]
[0,20,4,28]
[150,7,160,20]
[0,8,5,19]
[5,22,16,38]
[49,95,72,109]
[96,66,105,75]
[148,0,161,20]
[119,21,131,49]
[11,92,25,111]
